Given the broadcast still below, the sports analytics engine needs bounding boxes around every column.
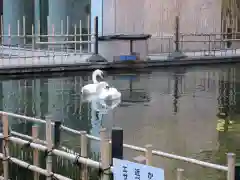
[102,0,115,34]
[91,0,103,52]
[91,0,103,34]
[48,0,69,44]
[34,0,40,36]
[3,0,24,45]
[24,0,34,44]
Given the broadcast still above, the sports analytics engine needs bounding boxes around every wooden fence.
[0,111,236,180]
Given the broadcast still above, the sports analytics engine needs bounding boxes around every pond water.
[1,64,240,180]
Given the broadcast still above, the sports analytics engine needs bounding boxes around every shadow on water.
[1,64,240,179]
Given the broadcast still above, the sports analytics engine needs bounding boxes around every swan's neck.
[92,72,99,83]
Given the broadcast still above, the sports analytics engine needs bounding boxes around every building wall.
[103,0,222,53]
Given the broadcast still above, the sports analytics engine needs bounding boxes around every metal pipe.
[175,16,180,52]
[35,41,93,45]
[94,16,99,54]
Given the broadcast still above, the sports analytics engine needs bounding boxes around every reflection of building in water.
[47,77,74,122]
[89,101,101,154]
[2,80,35,129]
[2,80,22,114]
[217,68,236,116]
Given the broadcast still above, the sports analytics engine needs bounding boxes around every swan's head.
[93,69,104,79]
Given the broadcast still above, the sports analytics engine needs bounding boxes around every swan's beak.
[99,73,104,80]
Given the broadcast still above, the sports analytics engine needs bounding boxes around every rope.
[73,154,88,166]
[47,173,60,180]
[44,149,54,158]
[98,166,112,176]
[26,164,31,170]
[2,135,10,162]
[73,154,82,166]
[21,139,33,150]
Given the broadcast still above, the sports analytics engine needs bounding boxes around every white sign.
[113,158,164,180]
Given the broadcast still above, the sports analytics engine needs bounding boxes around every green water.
[1,64,240,180]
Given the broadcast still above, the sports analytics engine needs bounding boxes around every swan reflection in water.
[81,92,121,153]
[82,93,121,115]
[91,98,121,114]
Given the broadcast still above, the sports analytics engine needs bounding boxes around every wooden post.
[32,125,39,180]
[227,153,235,180]
[100,128,107,162]
[176,168,184,180]
[111,127,123,164]
[46,120,52,180]
[54,121,61,148]
[53,120,61,173]
[2,114,8,180]
[145,144,153,166]
[100,128,110,180]
[81,131,88,180]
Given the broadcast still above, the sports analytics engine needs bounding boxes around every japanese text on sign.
[113,158,164,180]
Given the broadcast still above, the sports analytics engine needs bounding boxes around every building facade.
[101,0,240,52]
[1,0,240,52]
[1,0,91,45]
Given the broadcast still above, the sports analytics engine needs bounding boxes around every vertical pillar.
[34,0,40,36]
[24,0,34,44]
[91,0,103,34]
[111,127,123,164]
[3,0,24,45]
[40,0,49,42]
[91,0,103,52]
[48,0,69,45]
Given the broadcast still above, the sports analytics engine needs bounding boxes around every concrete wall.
[102,0,222,53]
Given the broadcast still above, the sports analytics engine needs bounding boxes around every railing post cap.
[32,124,39,128]
[81,131,87,135]
[145,144,153,148]
[112,127,123,130]
[177,168,184,172]
[100,128,107,132]
[227,153,236,157]
[54,120,61,124]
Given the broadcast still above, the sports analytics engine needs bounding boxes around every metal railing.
[149,33,240,55]
[0,15,96,55]
[147,16,240,58]
[0,16,104,70]
[0,111,236,180]
[1,14,240,65]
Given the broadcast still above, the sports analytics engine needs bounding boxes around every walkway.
[0,46,240,74]
[149,48,240,60]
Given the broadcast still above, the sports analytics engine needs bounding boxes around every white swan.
[81,69,105,95]
[82,81,110,102]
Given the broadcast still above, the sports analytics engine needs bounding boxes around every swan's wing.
[81,84,97,94]
[109,88,121,99]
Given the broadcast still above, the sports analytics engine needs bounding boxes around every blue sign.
[119,55,137,61]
